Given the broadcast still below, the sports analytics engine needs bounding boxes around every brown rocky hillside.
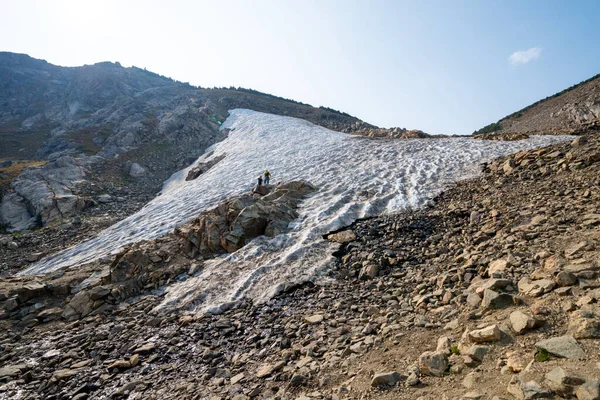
[475,74,600,137]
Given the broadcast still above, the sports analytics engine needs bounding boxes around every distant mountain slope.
[0,52,370,232]
[0,52,366,162]
[474,74,600,136]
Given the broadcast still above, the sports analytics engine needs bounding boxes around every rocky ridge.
[0,52,365,233]
[474,74,600,137]
[0,131,600,399]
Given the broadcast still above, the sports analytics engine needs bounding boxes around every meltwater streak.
[23,110,570,312]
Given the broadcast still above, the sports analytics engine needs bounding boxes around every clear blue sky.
[1,0,599,134]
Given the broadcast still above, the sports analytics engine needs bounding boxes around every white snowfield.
[23,110,571,312]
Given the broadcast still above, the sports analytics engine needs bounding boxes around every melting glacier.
[23,109,571,312]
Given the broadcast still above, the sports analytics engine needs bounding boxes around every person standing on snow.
[263,170,271,185]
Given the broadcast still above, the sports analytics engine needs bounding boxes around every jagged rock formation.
[185,153,226,181]
[0,180,315,322]
[0,156,94,231]
[342,121,431,138]
[178,181,315,254]
[474,74,600,137]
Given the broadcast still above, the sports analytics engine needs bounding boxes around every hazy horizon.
[1,0,599,134]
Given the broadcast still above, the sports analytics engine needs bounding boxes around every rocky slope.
[474,74,600,137]
[0,130,599,399]
[0,52,366,233]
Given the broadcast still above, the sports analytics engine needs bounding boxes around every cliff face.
[474,74,600,137]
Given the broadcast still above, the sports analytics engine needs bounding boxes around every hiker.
[263,170,271,185]
[257,175,263,186]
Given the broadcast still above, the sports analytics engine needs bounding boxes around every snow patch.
[23,110,571,312]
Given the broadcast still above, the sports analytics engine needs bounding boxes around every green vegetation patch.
[473,122,502,136]
[534,348,550,362]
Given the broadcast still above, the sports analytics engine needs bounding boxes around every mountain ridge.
[474,73,600,137]
[0,52,373,233]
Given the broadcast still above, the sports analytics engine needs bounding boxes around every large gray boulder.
[0,156,86,231]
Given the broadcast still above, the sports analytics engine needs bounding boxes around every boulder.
[370,371,401,387]
[418,351,448,376]
[482,289,514,309]
[0,193,36,232]
[544,367,584,397]
[568,307,600,339]
[185,154,225,181]
[17,282,46,302]
[0,156,86,231]
[518,278,556,297]
[507,375,552,399]
[468,325,502,343]
[535,335,585,359]
[576,381,600,400]
[127,162,147,177]
[510,310,543,335]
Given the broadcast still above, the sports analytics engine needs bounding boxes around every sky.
[1,0,599,135]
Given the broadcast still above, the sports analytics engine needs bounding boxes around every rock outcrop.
[177,181,315,254]
[0,156,91,231]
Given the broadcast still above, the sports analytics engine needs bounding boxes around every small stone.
[328,230,356,244]
[256,361,285,378]
[52,369,78,381]
[359,264,378,279]
[305,314,324,324]
[510,310,542,335]
[436,336,452,354]
[488,259,509,277]
[107,360,131,370]
[518,278,556,297]
[462,391,484,400]
[129,354,139,367]
[464,345,489,362]
[405,372,419,386]
[556,287,572,296]
[462,372,480,388]
[0,364,29,379]
[370,371,401,387]
[467,292,482,308]
[535,335,585,360]
[506,351,530,373]
[133,343,156,354]
[565,241,589,259]
[231,372,245,385]
[289,373,306,387]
